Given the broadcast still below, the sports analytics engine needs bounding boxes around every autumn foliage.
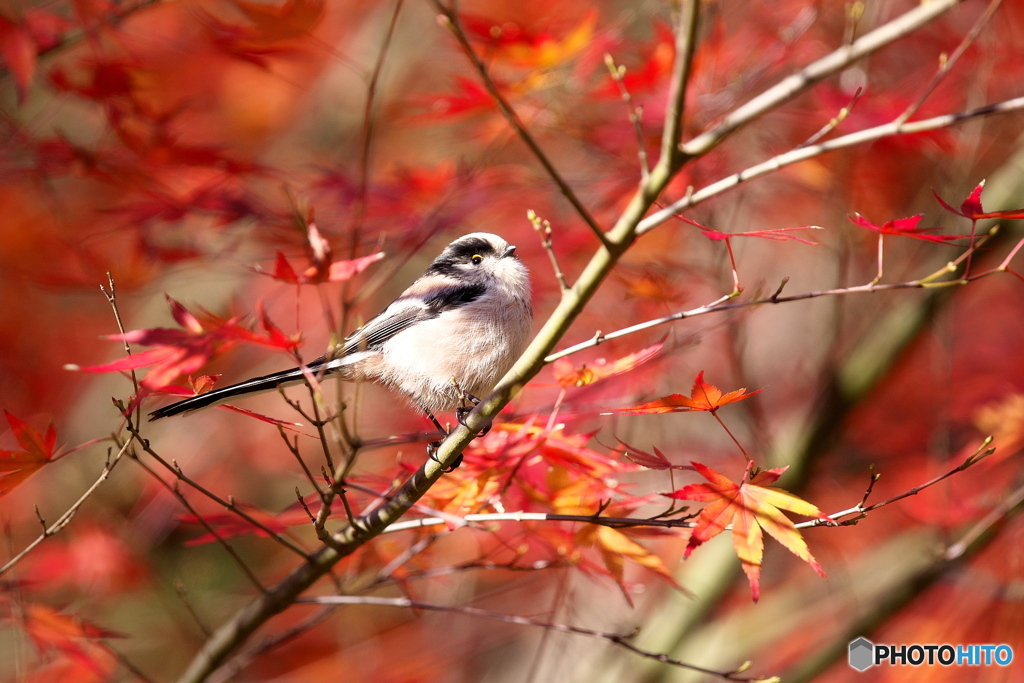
[2,1,1024,682]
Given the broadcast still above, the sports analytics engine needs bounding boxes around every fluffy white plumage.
[149,233,532,420]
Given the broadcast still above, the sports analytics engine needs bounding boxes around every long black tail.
[148,356,330,420]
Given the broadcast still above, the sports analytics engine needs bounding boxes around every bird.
[148,233,533,445]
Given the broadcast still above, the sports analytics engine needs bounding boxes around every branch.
[894,0,1003,126]
[126,419,312,560]
[658,0,701,170]
[640,95,1024,235]
[545,225,1018,363]
[0,439,130,577]
[800,437,995,528]
[679,0,969,159]
[431,1,608,246]
[298,595,770,682]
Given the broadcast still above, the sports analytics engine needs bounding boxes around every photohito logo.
[848,637,1013,671]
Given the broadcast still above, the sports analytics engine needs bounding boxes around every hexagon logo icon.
[849,637,874,671]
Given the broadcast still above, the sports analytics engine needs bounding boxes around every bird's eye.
[471,254,483,265]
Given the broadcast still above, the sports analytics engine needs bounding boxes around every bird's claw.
[427,440,463,473]
[456,405,491,437]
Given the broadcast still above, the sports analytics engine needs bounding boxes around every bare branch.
[528,210,569,291]
[659,0,701,170]
[126,422,312,560]
[640,95,1024,234]
[604,53,650,181]
[129,448,269,595]
[431,2,608,245]
[798,87,862,149]
[895,0,1004,126]
[680,0,969,159]
[0,439,130,577]
[298,595,769,681]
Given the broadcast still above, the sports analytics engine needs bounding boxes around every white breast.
[375,291,531,413]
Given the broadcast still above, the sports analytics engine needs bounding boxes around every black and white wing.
[148,281,485,420]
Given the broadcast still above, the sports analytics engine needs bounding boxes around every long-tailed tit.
[149,233,533,439]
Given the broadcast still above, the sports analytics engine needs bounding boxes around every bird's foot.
[427,440,462,472]
[456,405,491,437]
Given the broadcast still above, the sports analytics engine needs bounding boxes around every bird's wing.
[341,282,486,354]
[341,302,426,355]
[149,282,486,420]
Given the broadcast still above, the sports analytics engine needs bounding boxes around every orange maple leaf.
[0,412,59,496]
[667,462,826,602]
[609,371,760,415]
[22,604,121,679]
[576,524,682,604]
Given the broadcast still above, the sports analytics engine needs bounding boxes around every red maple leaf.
[698,225,822,245]
[0,412,60,496]
[848,213,967,243]
[405,76,495,121]
[609,371,760,415]
[22,604,122,678]
[255,222,384,285]
[0,10,70,103]
[66,296,300,393]
[933,179,1024,221]
[666,462,827,602]
[616,438,693,471]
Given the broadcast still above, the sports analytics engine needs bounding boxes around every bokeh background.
[1,0,1023,680]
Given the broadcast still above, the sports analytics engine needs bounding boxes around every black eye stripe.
[424,237,501,276]
[446,237,496,260]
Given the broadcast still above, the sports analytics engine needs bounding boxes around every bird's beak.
[504,245,517,258]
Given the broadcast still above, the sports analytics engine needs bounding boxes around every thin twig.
[175,580,213,638]
[357,0,406,204]
[124,424,311,559]
[528,210,569,291]
[640,94,1024,234]
[604,53,650,182]
[0,439,130,577]
[798,87,862,148]
[298,595,767,681]
[127,446,270,595]
[276,427,327,501]
[431,2,608,245]
[802,437,995,528]
[894,0,1004,126]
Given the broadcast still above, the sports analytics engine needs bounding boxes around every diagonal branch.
[639,95,1024,234]
[299,595,765,681]
[658,0,701,170]
[680,0,969,159]
[0,439,130,577]
[431,1,609,246]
